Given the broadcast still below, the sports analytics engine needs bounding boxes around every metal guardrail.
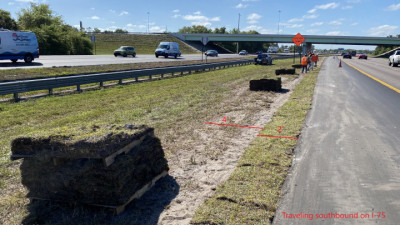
[0,59,253,100]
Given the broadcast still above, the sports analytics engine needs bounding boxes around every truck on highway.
[155,42,181,58]
[389,50,400,67]
[0,30,39,63]
[268,46,279,53]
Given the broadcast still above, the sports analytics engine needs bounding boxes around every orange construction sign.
[292,33,305,46]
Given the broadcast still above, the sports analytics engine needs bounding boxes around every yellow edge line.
[342,60,400,94]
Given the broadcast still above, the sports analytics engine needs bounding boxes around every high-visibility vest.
[301,56,308,65]
[311,55,318,62]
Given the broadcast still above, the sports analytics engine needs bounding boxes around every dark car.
[205,50,218,57]
[254,54,272,65]
[358,53,368,59]
[343,53,352,59]
[239,50,248,55]
[114,46,136,57]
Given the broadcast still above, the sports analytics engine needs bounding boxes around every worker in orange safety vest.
[311,54,319,67]
[301,54,308,73]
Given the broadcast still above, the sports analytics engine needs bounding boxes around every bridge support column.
[303,42,312,56]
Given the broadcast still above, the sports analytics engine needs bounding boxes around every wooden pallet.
[10,130,153,167]
[29,170,168,215]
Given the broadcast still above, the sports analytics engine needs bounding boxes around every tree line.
[0,4,92,55]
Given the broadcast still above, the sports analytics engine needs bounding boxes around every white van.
[0,30,39,63]
[155,42,181,58]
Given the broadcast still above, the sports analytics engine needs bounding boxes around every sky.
[3,0,400,50]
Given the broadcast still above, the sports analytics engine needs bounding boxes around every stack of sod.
[275,68,296,75]
[11,124,169,206]
[249,78,281,91]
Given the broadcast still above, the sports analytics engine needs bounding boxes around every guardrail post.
[13,93,19,101]
[181,71,183,75]
[189,71,192,75]
[77,85,81,91]
[135,77,138,82]
[49,88,53,95]
[161,74,164,78]
[119,79,123,85]
[172,72,174,76]
[100,81,104,87]
[149,75,152,80]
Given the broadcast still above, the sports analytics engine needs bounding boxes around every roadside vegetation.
[191,60,322,225]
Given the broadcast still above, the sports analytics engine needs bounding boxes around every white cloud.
[173,14,181,18]
[15,0,34,2]
[311,22,324,26]
[119,11,128,16]
[347,0,361,3]
[243,25,275,34]
[91,16,100,20]
[307,29,319,34]
[109,10,116,13]
[286,24,304,28]
[90,7,95,10]
[307,9,317,14]
[192,21,212,27]
[329,20,343,25]
[386,3,400,11]
[342,5,353,9]
[150,26,165,33]
[236,3,248,8]
[173,9,180,13]
[316,2,340,10]
[351,22,359,26]
[8,2,15,5]
[368,25,398,36]
[308,2,339,14]
[288,14,318,23]
[247,13,262,24]
[326,31,346,35]
[182,12,220,27]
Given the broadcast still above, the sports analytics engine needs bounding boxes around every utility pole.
[237,13,240,53]
[147,12,150,34]
[278,10,281,34]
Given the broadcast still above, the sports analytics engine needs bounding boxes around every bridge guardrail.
[0,59,254,100]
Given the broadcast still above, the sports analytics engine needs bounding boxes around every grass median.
[191,62,321,225]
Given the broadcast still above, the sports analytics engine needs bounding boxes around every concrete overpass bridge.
[172,33,400,54]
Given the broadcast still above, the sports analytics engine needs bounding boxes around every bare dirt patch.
[155,73,305,225]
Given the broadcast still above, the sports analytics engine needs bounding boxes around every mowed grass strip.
[0,59,292,225]
[0,57,252,82]
[191,62,321,225]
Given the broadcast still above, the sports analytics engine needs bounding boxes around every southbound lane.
[274,56,400,225]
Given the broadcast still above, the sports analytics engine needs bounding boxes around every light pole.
[278,10,281,34]
[237,13,240,53]
[147,12,150,34]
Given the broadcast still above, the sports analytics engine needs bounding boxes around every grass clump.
[191,60,322,225]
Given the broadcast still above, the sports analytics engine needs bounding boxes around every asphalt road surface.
[0,54,248,70]
[274,56,400,225]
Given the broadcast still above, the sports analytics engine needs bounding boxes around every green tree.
[178,25,212,33]
[214,27,227,34]
[0,9,18,30]
[93,28,101,33]
[17,3,92,55]
[115,28,128,33]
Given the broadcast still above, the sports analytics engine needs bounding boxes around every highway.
[274,56,400,225]
[0,54,249,70]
